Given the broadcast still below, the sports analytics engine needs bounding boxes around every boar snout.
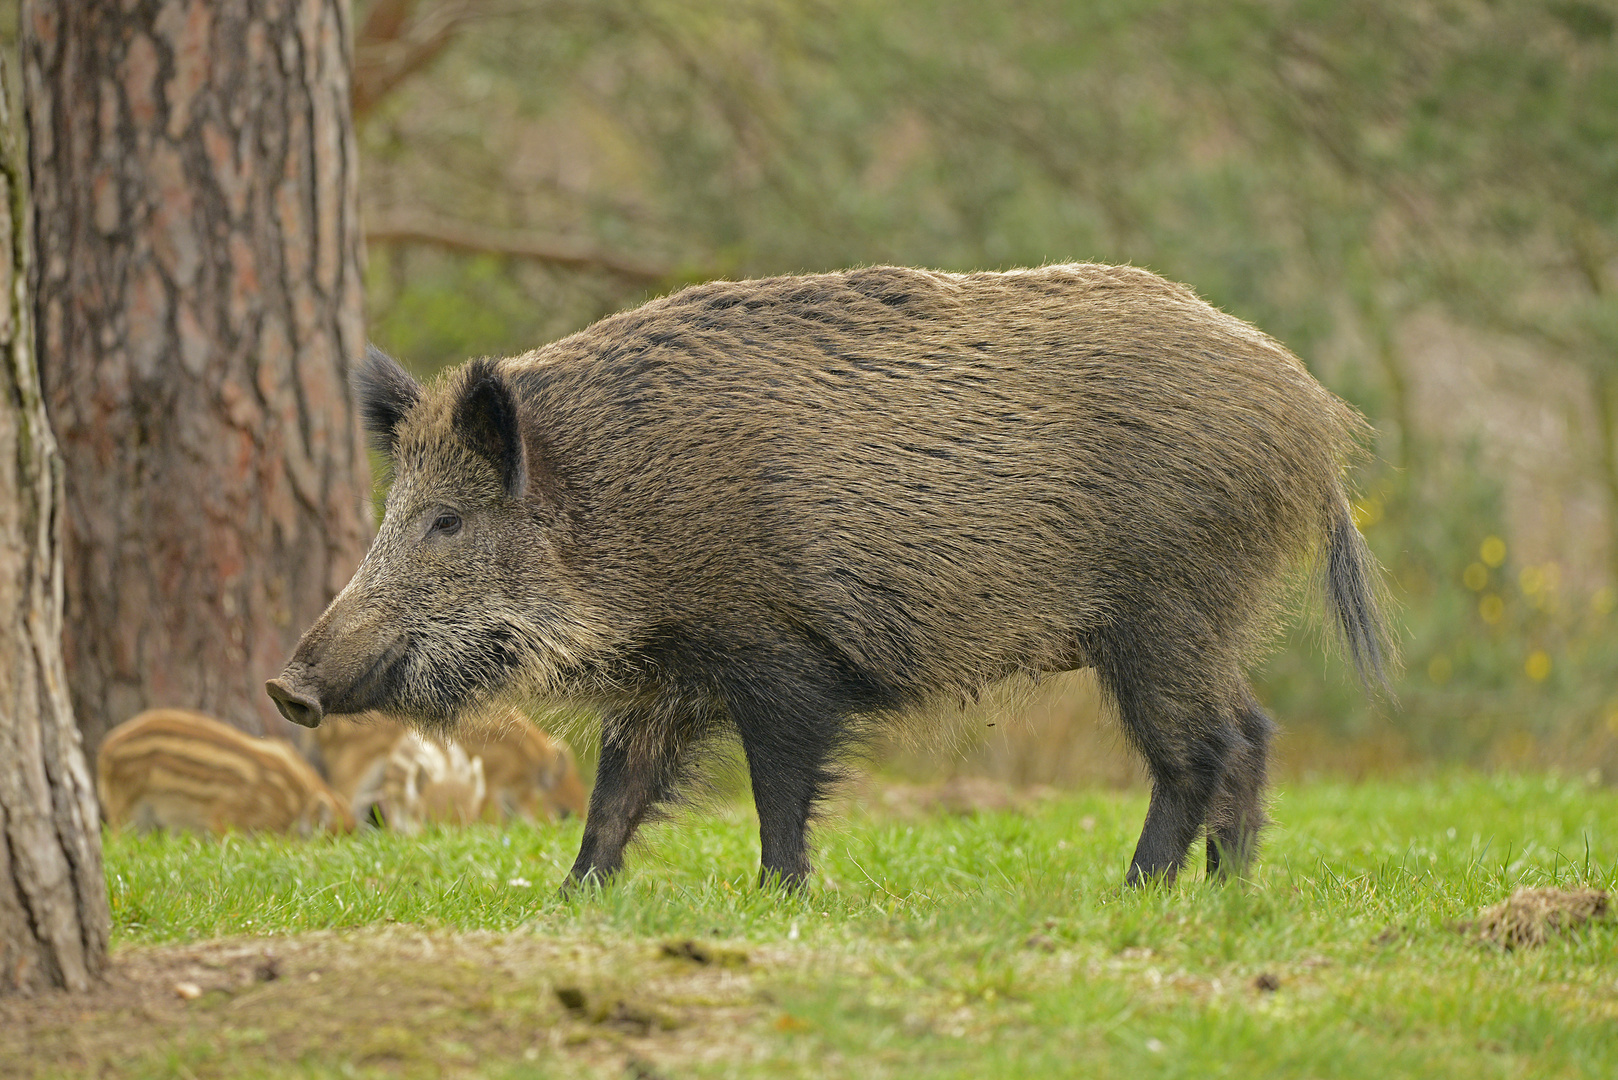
[268,631,413,724]
[266,674,324,728]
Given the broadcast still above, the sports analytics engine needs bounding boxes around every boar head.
[266,347,610,731]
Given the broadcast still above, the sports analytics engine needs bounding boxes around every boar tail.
[1324,498,1398,700]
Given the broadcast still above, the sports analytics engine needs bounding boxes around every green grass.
[45,775,1618,1077]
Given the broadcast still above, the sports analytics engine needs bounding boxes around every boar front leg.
[727,682,850,891]
[566,703,714,888]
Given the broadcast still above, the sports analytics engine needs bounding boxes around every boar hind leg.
[1093,627,1234,887]
[1125,726,1231,887]
[567,705,715,887]
[1205,688,1275,880]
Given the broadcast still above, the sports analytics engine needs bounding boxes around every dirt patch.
[0,928,782,1079]
[1465,887,1611,949]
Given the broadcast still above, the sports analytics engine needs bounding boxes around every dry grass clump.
[1467,887,1610,949]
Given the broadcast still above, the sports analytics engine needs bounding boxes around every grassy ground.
[5,773,1615,1078]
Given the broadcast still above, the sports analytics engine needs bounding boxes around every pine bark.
[0,53,110,998]
[23,0,373,753]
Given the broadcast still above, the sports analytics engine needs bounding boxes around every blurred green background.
[354,0,1618,784]
[11,0,1618,783]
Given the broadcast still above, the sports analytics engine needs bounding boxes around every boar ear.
[453,358,528,499]
[354,345,421,455]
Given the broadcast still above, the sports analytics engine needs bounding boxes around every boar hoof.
[758,867,809,893]
[560,866,615,897]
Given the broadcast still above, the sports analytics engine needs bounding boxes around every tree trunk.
[23,0,374,754]
[0,52,109,998]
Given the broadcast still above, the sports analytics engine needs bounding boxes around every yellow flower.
[1462,563,1488,591]
[1480,536,1507,568]
[1479,594,1504,624]
[1524,651,1551,682]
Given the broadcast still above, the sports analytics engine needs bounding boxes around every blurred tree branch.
[354,0,485,121]
[364,212,675,284]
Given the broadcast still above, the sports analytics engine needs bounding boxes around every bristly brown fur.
[274,263,1395,890]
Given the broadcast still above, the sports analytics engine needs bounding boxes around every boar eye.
[428,511,462,538]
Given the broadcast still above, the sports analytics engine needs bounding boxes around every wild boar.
[304,712,405,816]
[98,708,354,836]
[308,708,584,825]
[268,264,1394,889]
[356,731,486,834]
[457,707,588,823]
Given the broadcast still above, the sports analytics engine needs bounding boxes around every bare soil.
[1,928,779,1079]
